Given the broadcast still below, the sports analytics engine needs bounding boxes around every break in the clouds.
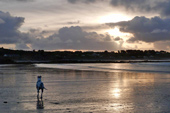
[107,16,170,43]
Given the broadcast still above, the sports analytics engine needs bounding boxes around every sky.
[0,0,170,51]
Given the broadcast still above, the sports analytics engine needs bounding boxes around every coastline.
[14,59,170,64]
[0,58,168,64]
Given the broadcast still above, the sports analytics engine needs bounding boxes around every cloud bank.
[0,11,123,51]
[107,16,170,51]
[110,0,170,17]
[67,0,170,17]
[30,26,122,51]
[0,11,30,45]
[107,16,170,43]
[67,0,102,4]
[1,10,170,51]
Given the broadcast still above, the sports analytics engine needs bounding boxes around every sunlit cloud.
[0,0,169,51]
[30,26,124,51]
[107,16,170,43]
[105,27,131,38]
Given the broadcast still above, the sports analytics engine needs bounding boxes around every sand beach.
[1,63,170,112]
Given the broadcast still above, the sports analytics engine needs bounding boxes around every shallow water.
[36,62,170,73]
[1,63,170,112]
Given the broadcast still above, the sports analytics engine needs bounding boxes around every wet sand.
[1,64,170,112]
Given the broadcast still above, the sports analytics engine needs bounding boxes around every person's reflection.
[37,98,44,109]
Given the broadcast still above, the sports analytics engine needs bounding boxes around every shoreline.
[12,59,170,64]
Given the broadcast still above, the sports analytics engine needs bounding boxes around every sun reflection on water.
[112,88,121,98]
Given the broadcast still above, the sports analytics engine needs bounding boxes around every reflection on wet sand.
[108,72,159,112]
[0,64,170,112]
[112,88,121,98]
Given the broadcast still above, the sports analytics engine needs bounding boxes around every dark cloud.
[82,24,110,32]
[110,0,151,12]
[68,0,170,17]
[0,0,34,2]
[114,37,122,41]
[67,20,80,24]
[67,0,170,17]
[16,0,33,1]
[110,0,170,17]
[155,1,170,16]
[31,26,123,51]
[0,11,30,44]
[67,0,102,4]
[68,0,77,4]
[107,16,170,43]
[67,0,170,16]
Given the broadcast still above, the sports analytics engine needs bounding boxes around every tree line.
[0,47,170,63]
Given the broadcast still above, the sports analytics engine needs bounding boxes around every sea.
[35,62,170,73]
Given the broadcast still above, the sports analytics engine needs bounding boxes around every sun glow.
[105,27,131,37]
[99,14,131,23]
[106,27,122,36]
[98,14,132,37]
